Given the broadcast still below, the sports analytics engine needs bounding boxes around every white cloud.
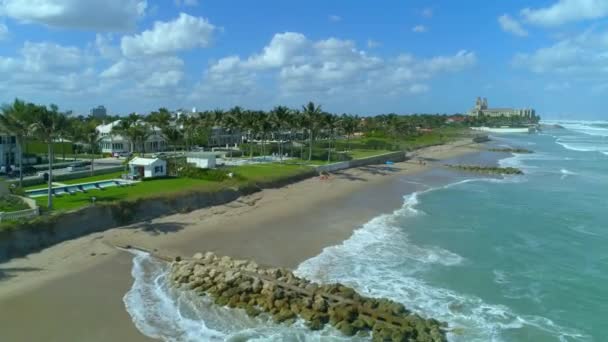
[367,39,381,49]
[329,15,342,22]
[0,0,147,31]
[95,34,121,60]
[421,8,433,18]
[0,41,95,94]
[521,0,608,27]
[174,0,198,6]
[193,32,476,100]
[412,25,427,33]
[498,14,528,37]
[121,13,215,57]
[101,56,184,90]
[512,29,608,75]
[0,22,7,40]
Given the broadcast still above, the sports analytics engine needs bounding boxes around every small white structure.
[129,157,167,179]
[186,152,216,169]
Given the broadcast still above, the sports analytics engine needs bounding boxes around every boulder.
[335,320,356,336]
[193,252,204,260]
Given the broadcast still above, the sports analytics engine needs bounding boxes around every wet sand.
[0,139,480,342]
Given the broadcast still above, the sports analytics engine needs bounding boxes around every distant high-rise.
[90,105,107,118]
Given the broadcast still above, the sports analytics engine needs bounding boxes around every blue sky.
[0,0,606,119]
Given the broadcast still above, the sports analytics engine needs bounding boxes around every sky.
[0,0,606,119]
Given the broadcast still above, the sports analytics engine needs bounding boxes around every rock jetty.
[169,251,447,341]
[488,148,533,154]
[444,164,523,175]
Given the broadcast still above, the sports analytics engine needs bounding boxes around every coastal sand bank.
[0,139,479,342]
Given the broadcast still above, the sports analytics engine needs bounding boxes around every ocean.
[124,121,608,342]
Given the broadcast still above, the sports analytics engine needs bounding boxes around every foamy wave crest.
[545,120,608,137]
[296,182,587,342]
[124,250,362,341]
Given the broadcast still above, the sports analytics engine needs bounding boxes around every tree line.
[0,98,462,209]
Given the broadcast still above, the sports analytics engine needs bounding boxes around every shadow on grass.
[135,221,188,236]
[0,267,42,282]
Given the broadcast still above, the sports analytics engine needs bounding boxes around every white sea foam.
[296,179,587,342]
[544,120,608,137]
[124,250,363,341]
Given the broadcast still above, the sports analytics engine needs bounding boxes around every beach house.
[128,157,167,179]
[96,120,167,155]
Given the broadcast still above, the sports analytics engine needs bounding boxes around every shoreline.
[0,139,481,342]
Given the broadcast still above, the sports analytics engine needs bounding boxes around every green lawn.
[62,171,125,185]
[32,164,313,212]
[228,163,312,183]
[347,149,393,159]
[35,177,225,212]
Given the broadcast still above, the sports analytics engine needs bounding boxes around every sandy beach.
[0,139,480,342]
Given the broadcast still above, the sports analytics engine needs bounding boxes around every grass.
[228,163,312,183]
[62,171,125,185]
[32,164,313,212]
[347,149,393,159]
[0,196,30,212]
[34,177,225,212]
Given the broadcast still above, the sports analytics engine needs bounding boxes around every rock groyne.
[488,148,533,154]
[167,250,447,341]
[444,164,524,175]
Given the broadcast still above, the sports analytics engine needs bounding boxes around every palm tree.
[146,108,172,129]
[111,113,143,154]
[269,106,290,161]
[162,126,183,153]
[301,101,323,161]
[0,99,32,188]
[82,122,101,176]
[340,114,359,151]
[29,104,68,210]
[324,113,340,163]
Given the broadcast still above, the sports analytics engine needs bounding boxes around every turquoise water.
[298,122,608,341]
[125,121,607,341]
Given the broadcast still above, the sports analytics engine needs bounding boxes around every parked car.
[113,151,132,158]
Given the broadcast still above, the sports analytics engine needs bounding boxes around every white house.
[186,152,216,169]
[128,157,167,179]
[96,120,167,155]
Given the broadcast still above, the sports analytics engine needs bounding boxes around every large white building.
[96,120,167,154]
[468,97,536,118]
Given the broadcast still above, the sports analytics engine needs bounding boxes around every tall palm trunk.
[327,136,332,163]
[308,130,313,161]
[47,143,54,210]
[90,156,95,176]
[17,137,23,188]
